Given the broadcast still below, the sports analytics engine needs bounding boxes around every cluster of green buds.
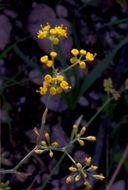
[66,156,105,188]
[0,181,11,190]
[103,78,120,100]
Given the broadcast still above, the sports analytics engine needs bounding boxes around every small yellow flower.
[40,55,48,63]
[66,176,72,183]
[84,180,91,188]
[73,124,78,129]
[78,139,85,146]
[52,141,59,147]
[76,162,82,169]
[49,150,54,158]
[90,165,98,171]
[49,28,57,35]
[79,61,86,69]
[80,49,87,55]
[74,175,81,182]
[71,49,79,56]
[41,140,47,146]
[46,60,53,67]
[44,74,52,82]
[80,126,86,135]
[92,174,105,181]
[55,25,67,37]
[56,74,64,81]
[60,80,70,90]
[56,86,63,93]
[45,132,49,139]
[85,157,92,165]
[70,57,78,64]
[50,51,57,58]
[50,87,57,95]
[51,37,59,44]
[34,149,43,154]
[86,136,96,141]
[85,52,95,61]
[42,23,51,31]
[69,166,77,172]
[37,86,47,95]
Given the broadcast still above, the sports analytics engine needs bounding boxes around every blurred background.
[0,0,128,190]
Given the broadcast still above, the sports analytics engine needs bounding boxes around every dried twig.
[105,144,128,190]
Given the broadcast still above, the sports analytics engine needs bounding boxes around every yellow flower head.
[92,174,105,181]
[66,176,72,183]
[50,51,57,58]
[40,55,48,63]
[34,149,43,154]
[49,150,54,158]
[74,175,81,182]
[46,60,53,67]
[36,86,47,95]
[71,49,79,56]
[44,74,52,83]
[70,57,78,64]
[60,80,70,90]
[76,162,82,169]
[79,61,86,69]
[84,180,91,188]
[80,49,87,55]
[37,23,67,44]
[50,87,57,95]
[86,136,96,141]
[85,52,95,61]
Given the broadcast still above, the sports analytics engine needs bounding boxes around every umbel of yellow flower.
[36,73,71,95]
[66,158,105,187]
[70,48,96,69]
[40,51,58,68]
[37,23,67,44]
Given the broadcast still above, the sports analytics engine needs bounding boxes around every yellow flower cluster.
[72,124,96,146]
[36,73,71,95]
[70,48,96,69]
[34,132,59,158]
[40,51,57,68]
[37,23,67,44]
[103,78,120,100]
[66,157,105,188]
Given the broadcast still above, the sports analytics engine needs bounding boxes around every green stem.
[60,62,79,73]
[37,95,51,144]
[85,97,113,128]
[13,146,38,170]
[37,153,66,190]
[65,151,76,164]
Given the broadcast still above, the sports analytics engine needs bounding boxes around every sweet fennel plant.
[1,23,118,189]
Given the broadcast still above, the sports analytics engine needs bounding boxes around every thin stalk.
[37,153,66,190]
[13,146,38,170]
[0,99,1,183]
[65,151,76,164]
[60,62,78,73]
[85,97,113,128]
[37,95,51,144]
